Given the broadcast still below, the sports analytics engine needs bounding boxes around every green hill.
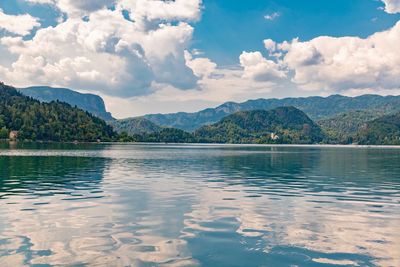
[133,128,195,143]
[356,112,400,145]
[317,110,385,144]
[0,82,116,142]
[110,117,162,135]
[194,107,324,144]
[141,94,400,132]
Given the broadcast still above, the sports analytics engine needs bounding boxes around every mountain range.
[139,94,400,132]
[11,84,400,145]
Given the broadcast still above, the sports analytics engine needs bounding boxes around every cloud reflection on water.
[0,145,399,266]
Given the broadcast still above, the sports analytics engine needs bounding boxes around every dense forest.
[317,110,383,144]
[355,112,400,145]
[129,108,400,145]
[3,81,400,145]
[110,117,162,135]
[194,107,324,144]
[114,107,324,144]
[138,94,400,131]
[132,128,196,143]
[0,83,117,142]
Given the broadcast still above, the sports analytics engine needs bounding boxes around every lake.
[0,143,399,266]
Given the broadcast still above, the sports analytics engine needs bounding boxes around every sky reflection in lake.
[0,144,399,266]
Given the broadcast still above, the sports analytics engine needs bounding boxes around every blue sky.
[194,0,400,65]
[0,0,400,117]
[2,0,399,66]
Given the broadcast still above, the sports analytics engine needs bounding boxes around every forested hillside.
[194,107,324,144]
[5,80,400,145]
[317,110,384,144]
[132,128,196,143]
[0,83,116,142]
[356,112,400,145]
[141,94,400,131]
[110,117,162,135]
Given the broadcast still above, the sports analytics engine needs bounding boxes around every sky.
[0,0,400,118]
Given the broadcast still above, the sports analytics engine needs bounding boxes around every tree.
[0,127,9,139]
[0,83,118,142]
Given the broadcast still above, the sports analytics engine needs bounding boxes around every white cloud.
[26,0,114,17]
[27,0,202,21]
[105,52,292,118]
[239,51,286,82]
[278,21,400,92]
[185,51,217,78]
[118,0,202,24]
[264,12,280,21]
[381,0,400,14]
[263,39,277,52]
[2,0,400,117]
[1,1,201,97]
[0,9,40,36]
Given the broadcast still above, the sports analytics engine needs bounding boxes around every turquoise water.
[0,143,399,267]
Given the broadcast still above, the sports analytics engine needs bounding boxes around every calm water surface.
[0,143,399,267]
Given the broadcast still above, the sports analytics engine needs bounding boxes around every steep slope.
[110,117,162,135]
[19,86,114,121]
[0,83,116,142]
[356,112,400,145]
[142,94,400,132]
[194,107,324,144]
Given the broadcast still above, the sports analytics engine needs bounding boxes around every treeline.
[317,110,400,145]
[355,112,400,145]
[117,107,325,144]
[0,82,117,142]
[194,107,324,144]
[3,80,400,145]
[118,107,400,145]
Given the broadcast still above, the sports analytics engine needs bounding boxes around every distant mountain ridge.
[19,86,114,121]
[141,94,400,132]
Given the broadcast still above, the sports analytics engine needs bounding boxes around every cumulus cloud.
[381,0,400,14]
[239,51,286,82]
[26,0,114,17]
[27,0,202,21]
[0,9,41,36]
[0,0,202,97]
[278,21,400,92]
[185,51,217,78]
[231,19,400,94]
[102,50,291,118]
[118,0,202,24]
[2,0,400,117]
[263,39,277,52]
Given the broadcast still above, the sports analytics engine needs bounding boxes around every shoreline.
[1,140,400,149]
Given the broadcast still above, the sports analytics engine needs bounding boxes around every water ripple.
[0,144,399,266]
